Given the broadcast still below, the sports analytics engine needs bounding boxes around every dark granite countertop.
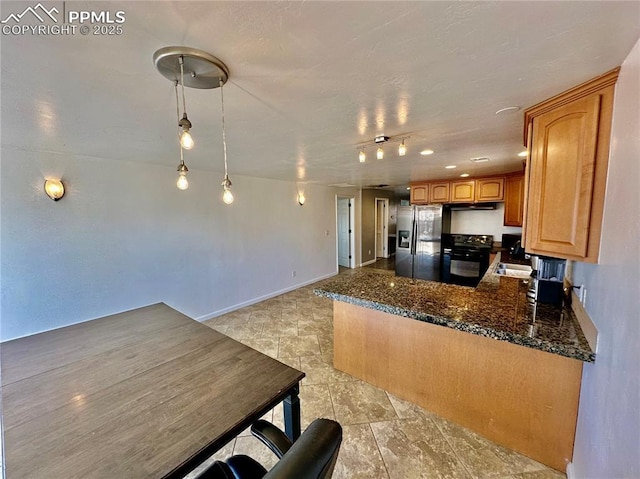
[314,253,594,362]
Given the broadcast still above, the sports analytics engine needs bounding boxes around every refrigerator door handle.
[410,212,418,255]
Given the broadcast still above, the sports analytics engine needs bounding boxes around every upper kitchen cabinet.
[410,183,429,204]
[450,180,475,203]
[429,182,450,203]
[475,177,505,202]
[523,68,619,263]
[504,174,525,227]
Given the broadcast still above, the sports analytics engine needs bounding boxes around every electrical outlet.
[291,271,296,278]
[368,250,371,255]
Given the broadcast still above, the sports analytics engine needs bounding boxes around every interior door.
[337,198,351,268]
[375,199,388,258]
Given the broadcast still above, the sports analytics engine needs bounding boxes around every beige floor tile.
[249,309,281,322]
[261,319,298,338]
[317,333,334,355]
[333,423,389,479]
[239,337,279,358]
[299,355,353,385]
[433,416,546,478]
[224,321,264,341]
[298,317,333,335]
[278,335,321,357]
[299,383,335,429]
[387,392,436,420]
[329,380,398,425]
[371,416,471,479]
[276,356,301,370]
[510,470,566,479]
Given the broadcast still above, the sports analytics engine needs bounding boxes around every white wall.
[450,203,522,241]
[570,38,640,478]
[0,149,338,341]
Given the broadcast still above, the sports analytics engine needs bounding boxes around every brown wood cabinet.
[430,182,450,203]
[523,68,619,262]
[504,174,525,226]
[475,177,505,202]
[410,183,429,204]
[450,180,475,202]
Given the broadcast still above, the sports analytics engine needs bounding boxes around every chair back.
[264,418,342,479]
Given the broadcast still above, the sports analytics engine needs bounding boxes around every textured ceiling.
[2,1,639,193]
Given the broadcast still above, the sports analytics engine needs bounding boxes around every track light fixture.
[356,135,409,162]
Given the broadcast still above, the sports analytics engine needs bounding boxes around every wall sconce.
[44,179,65,201]
[297,192,306,206]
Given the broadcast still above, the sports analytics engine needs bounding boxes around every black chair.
[199,418,342,479]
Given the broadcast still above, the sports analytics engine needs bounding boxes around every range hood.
[446,203,497,211]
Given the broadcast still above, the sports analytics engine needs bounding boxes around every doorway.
[375,198,389,259]
[336,196,355,269]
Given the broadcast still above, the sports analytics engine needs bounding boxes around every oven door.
[443,249,487,287]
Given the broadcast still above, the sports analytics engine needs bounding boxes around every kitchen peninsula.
[314,259,593,472]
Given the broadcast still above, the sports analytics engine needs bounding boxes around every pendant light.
[359,149,366,163]
[219,78,234,204]
[376,146,384,160]
[153,47,231,197]
[398,139,407,156]
[173,81,189,190]
[177,56,194,150]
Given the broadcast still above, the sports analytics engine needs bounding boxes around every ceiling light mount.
[153,46,229,89]
[374,135,390,144]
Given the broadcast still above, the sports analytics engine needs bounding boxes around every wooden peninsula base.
[333,301,583,472]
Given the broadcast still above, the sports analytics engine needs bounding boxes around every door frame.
[336,195,356,270]
[374,198,390,259]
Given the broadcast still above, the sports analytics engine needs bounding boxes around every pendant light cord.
[174,80,185,165]
[179,56,188,117]
[220,78,229,177]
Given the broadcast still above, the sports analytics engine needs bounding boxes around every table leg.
[283,384,301,441]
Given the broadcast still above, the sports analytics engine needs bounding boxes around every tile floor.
[187,267,566,479]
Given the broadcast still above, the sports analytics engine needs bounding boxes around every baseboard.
[360,259,377,267]
[194,271,338,322]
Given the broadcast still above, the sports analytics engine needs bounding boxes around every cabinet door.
[476,177,505,202]
[526,95,600,258]
[504,175,525,226]
[450,181,475,202]
[430,182,450,203]
[410,184,429,204]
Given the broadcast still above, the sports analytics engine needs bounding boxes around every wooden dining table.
[1,303,305,478]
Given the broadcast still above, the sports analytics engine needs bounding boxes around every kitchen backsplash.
[450,203,522,241]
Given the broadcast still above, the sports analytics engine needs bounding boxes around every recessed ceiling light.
[495,106,521,115]
[518,150,528,157]
[460,173,470,178]
[445,165,457,169]
[406,187,411,190]
[420,149,434,156]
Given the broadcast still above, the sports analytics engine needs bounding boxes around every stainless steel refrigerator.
[395,205,450,281]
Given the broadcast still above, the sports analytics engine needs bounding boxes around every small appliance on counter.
[528,256,566,305]
[501,233,526,259]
